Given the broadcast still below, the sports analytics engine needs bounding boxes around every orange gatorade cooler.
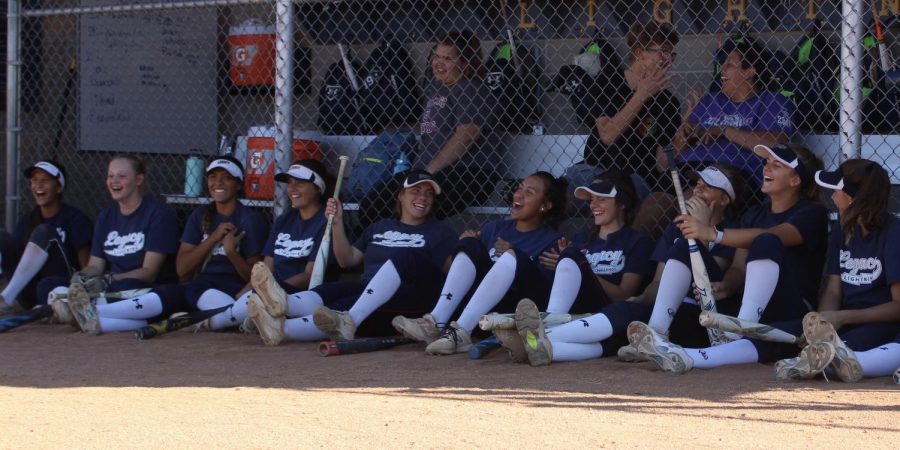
[228,19,276,86]
[245,126,322,200]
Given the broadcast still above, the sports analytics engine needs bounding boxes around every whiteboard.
[79,1,218,154]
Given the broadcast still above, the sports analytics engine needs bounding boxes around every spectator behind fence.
[571,21,681,240]
[358,30,498,231]
[673,40,794,188]
[40,155,181,332]
[0,161,92,313]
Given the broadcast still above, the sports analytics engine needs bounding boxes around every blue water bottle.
[393,151,411,175]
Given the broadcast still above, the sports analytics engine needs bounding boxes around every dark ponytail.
[530,171,568,229]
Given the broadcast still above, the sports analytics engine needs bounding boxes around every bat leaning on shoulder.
[134,305,231,340]
[699,311,803,345]
[0,305,53,333]
[318,336,414,356]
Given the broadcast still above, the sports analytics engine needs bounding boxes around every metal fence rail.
[6,0,900,237]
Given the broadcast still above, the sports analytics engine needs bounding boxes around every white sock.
[647,260,692,334]
[196,289,235,310]
[856,342,900,378]
[99,317,148,332]
[96,293,163,320]
[283,315,328,341]
[550,341,605,362]
[208,291,250,330]
[545,313,613,343]
[737,259,779,322]
[456,252,517,332]
[429,252,477,323]
[545,257,581,313]
[685,339,759,369]
[286,291,324,317]
[1,242,49,302]
[348,260,401,325]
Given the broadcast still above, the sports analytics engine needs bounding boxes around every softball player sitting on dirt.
[42,155,180,334]
[390,171,568,355]
[246,170,457,346]
[630,159,900,382]
[0,161,92,314]
[508,164,751,366]
[174,156,269,331]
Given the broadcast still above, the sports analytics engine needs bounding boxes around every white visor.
[276,164,326,193]
[696,167,735,201]
[26,161,66,187]
[206,159,244,181]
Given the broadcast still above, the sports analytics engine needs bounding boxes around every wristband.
[713,227,725,245]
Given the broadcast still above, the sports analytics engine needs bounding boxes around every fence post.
[273,0,294,217]
[5,0,21,230]
[839,0,864,161]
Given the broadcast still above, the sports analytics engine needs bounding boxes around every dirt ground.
[1,323,898,449]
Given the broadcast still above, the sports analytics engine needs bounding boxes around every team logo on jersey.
[274,233,314,258]
[839,250,882,286]
[56,227,67,243]
[420,95,447,134]
[703,114,752,129]
[202,233,226,257]
[104,231,145,256]
[372,230,426,248]
[586,249,625,275]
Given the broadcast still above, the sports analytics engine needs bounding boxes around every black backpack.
[317,58,369,135]
[551,35,624,129]
[779,25,839,132]
[483,34,540,133]
[359,39,422,133]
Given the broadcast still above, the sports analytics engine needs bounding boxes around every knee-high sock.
[283,315,328,341]
[684,339,759,370]
[430,252,477,323]
[208,291,251,330]
[286,291,324,317]
[99,317,148,332]
[545,257,581,313]
[97,293,163,320]
[348,260,401,325]
[546,313,613,344]
[1,242,48,303]
[647,260,692,334]
[550,342,605,362]
[737,259,779,322]
[856,342,900,378]
[456,252,517,332]
[196,289,235,310]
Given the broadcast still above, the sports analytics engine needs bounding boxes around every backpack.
[566,36,623,128]
[779,26,839,132]
[345,129,418,201]
[359,39,422,133]
[483,34,541,133]
[317,58,369,135]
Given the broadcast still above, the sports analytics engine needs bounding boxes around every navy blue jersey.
[826,215,900,310]
[479,219,561,262]
[651,218,740,264]
[13,203,93,255]
[739,199,828,302]
[181,203,269,276]
[91,197,179,276]
[353,218,457,282]
[263,209,327,282]
[574,225,655,285]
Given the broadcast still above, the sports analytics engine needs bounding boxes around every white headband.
[206,159,244,181]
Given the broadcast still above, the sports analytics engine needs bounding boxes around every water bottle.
[393,151,411,175]
[184,155,204,196]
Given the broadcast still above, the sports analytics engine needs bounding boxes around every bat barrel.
[319,341,340,356]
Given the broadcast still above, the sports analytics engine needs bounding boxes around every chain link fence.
[7,0,900,238]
